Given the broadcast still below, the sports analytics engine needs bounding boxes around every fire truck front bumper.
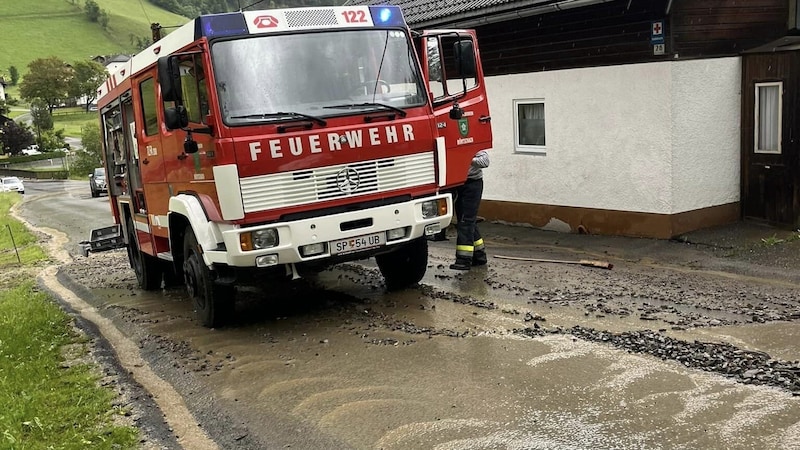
[208,194,453,268]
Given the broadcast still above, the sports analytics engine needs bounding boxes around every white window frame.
[754,81,782,154]
[513,98,546,154]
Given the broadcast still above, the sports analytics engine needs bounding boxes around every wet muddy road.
[18,181,800,449]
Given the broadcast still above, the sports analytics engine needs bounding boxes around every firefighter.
[450,149,490,271]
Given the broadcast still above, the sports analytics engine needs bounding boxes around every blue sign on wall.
[651,20,665,44]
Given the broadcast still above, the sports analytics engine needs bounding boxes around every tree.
[130,34,152,51]
[30,99,54,138]
[8,66,19,85]
[39,128,68,152]
[0,121,35,156]
[84,0,101,22]
[0,99,8,116]
[19,57,73,114]
[99,10,110,28]
[71,121,103,176]
[69,60,108,111]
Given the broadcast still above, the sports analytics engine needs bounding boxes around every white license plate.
[331,233,385,255]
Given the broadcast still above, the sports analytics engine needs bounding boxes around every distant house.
[350,0,799,238]
[92,54,132,76]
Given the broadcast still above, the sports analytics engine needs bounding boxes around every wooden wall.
[741,50,800,226]
[474,0,789,76]
[672,0,790,57]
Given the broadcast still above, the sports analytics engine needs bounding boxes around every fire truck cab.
[94,5,492,327]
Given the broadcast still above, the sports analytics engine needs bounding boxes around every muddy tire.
[182,227,234,328]
[126,218,162,290]
[162,261,183,288]
[376,237,428,291]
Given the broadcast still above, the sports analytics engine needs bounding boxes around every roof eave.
[408,0,615,28]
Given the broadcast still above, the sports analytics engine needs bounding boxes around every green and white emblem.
[458,118,469,137]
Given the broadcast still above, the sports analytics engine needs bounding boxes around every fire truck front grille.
[239,152,435,214]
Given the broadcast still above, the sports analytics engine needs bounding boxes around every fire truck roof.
[97,5,406,102]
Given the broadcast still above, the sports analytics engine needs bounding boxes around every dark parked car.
[89,167,107,197]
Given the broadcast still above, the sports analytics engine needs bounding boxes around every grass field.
[0,192,139,448]
[0,0,188,76]
[53,107,101,137]
[0,194,47,266]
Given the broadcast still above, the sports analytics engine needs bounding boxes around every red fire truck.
[92,4,492,327]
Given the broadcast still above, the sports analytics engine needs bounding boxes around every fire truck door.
[121,97,144,194]
[134,73,167,214]
[417,30,493,189]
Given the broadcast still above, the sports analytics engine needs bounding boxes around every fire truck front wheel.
[182,228,234,328]
[376,237,428,291]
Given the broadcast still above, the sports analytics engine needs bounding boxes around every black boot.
[472,250,487,266]
[449,258,471,271]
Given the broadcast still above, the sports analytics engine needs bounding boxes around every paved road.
[15,180,800,449]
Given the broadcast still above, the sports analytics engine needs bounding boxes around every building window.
[514,99,546,153]
[755,82,782,154]
[140,78,158,137]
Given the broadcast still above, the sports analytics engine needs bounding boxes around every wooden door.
[741,52,800,226]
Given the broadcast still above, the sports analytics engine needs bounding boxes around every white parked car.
[0,176,25,194]
[21,145,41,156]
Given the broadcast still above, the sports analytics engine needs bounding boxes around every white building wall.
[670,57,741,213]
[482,57,741,215]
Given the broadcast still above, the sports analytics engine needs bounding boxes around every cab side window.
[140,78,158,136]
[425,35,478,105]
[179,55,209,124]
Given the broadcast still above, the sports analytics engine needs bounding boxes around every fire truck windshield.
[212,29,426,126]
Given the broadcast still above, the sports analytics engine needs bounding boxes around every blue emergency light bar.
[197,12,248,39]
[369,5,405,27]
[196,5,406,39]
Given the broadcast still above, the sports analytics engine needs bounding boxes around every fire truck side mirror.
[164,105,189,130]
[454,40,477,79]
[449,102,463,120]
[184,135,199,154]
[157,56,183,103]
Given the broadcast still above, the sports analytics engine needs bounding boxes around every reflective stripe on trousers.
[454,178,484,263]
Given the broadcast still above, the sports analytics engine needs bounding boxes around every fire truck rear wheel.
[126,218,162,291]
[182,228,234,328]
[376,236,428,291]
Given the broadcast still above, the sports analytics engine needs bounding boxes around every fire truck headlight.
[252,229,279,249]
[300,242,326,257]
[421,199,447,219]
[387,227,406,241]
[256,254,279,267]
[241,229,279,251]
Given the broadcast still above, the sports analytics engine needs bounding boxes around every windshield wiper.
[230,111,327,126]
[323,102,407,118]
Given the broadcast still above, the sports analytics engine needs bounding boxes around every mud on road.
[15,181,800,449]
[45,219,800,450]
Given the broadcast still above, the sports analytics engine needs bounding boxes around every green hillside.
[0,0,188,77]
